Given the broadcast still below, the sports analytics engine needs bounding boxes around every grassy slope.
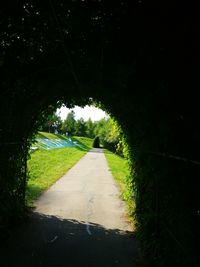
[27,133,93,206]
[104,150,129,190]
[104,150,135,224]
[72,136,93,150]
[38,132,61,140]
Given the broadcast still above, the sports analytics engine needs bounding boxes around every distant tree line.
[40,111,124,155]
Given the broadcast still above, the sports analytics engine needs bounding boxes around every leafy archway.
[1,1,200,266]
[1,71,199,266]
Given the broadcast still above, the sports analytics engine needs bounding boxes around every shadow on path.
[1,212,142,267]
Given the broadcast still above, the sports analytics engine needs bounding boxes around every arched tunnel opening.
[0,1,200,266]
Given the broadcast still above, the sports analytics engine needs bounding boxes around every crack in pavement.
[86,195,95,235]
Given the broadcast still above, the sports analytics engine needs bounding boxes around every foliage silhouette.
[92,136,100,148]
[0,1,200,266]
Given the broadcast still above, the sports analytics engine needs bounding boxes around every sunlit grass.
[104,149,135,225]
[37,131,61,140]
[72,136,93,150]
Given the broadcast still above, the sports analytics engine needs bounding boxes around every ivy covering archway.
[0,1,199,266]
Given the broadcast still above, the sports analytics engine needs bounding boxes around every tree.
[74,118,86,136]
[93,118,111,144]
[93,136,100,148]
[40,112,62,133]
[61,111,76,135]
[93,118,123,154]
[85,118,95,138]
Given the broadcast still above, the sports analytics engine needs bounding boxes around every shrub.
[93,136,100,148]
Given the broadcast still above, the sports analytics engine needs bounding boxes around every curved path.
[1,149,142,266]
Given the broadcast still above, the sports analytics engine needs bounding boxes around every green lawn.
[104,150,135,224]
[37,131,61,140]
[72,136,93,150]
[26,134,93,206]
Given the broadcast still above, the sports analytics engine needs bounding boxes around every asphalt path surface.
[1,149,142,267]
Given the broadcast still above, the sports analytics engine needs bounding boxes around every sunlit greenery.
[104,150,135,226]
[41,110,124,154]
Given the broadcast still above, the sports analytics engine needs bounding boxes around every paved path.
[35,148,132,232]
[1,149,142,267]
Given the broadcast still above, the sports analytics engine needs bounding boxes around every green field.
[26,132,93,206]
[104,150,135,224]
